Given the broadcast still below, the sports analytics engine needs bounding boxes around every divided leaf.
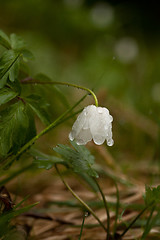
[0,101,36,157]
[10,33,26,51]
[10,33,34,61]
[0,30,11,49]
[0,50,20,88]
[30,148,64,170]
[0,87,18,106]
[144,185,160,205]
[25,94,51,126]
[53,141,98,178]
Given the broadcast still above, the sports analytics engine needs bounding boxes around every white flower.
[69,105,114,146]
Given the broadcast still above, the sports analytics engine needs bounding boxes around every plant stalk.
[55,165,107,232]
[94,178,110,240]
[21,78,99,107]
[78,212,86,240]
[120,201,155,237]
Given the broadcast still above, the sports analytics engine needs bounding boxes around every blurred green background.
[0,0,160,170]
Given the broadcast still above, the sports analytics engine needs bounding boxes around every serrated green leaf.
[0,74,8,89]
[0,50,20,87]
[19,61,30,76]
[21,49,34,62]
[30,148,64,170]
[25,94,51,126]
[0,87,18,106]
[0,30,11,49]
[10,33,26,51]
[10,34,34,62]
[144,185,160,205]
[8,60,19,82]
[0,101,36,157]
[53,142,98,178]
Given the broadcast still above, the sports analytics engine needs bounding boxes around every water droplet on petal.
[93,135,105,145]
[107,139,114,146]
[109,115,113,122]
[97,108,103,113]
[69,132,74,141]
[83,109,87,116]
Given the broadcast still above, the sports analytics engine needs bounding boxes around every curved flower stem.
[94,178,110,240]
[21,78,99,107]
[55,165,107,232]
[3,95,86,169]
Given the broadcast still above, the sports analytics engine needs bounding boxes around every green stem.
[55,165,107,232]
[78,212,86,240]
[120,201,155,238]
[3,95,86,169]
[94,178,110,240]
[21,79,99,107]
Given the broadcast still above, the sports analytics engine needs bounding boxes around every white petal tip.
[69,132,74,141]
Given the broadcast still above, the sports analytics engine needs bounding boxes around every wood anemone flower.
[69,105,114,146]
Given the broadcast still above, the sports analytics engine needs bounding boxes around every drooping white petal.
[74,128,92,145]
[69,105,114,146]
[69,108,87,140]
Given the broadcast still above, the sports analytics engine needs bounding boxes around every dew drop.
[109,115,113,122]
[107,139,114,146]
[69,132,74,141]
[76,139,86,145]
[84,111,87,116]
[85,212,89,217]
[97,108,103,113]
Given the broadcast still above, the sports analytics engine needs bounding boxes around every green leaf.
[0,50,20,87]
[0,87,18,106]
[30,148,64,170]
[0,30,11,49]
[25,94,51,126]
[53,141,98,178]
[0,74,8,89]
[144,185,160,205]
[78,172,99,192]
[7,79,21,95]
[10,33,26,51]
[10,34,34,61]
[0,101,36,157]
[21,49,34,62]
[8,60,19,82]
